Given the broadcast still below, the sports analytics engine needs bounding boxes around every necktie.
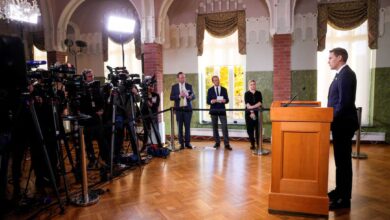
[216,87,219,96]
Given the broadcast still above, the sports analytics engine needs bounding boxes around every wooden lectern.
[268,101,333,216]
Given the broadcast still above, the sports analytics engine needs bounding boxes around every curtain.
[197,10,246,56]
[317,0,378,51]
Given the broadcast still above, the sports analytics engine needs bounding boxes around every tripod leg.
[61,133,77,177]
[127,96,141,165]
[56,143,70,203]
[29,104,65,213]
[127,120,140,164]
[52,103,71,203]
[72,120,82,182]
[23,161,34,197]
[110,104,116,180]
[59,124,77,179]
[149,114,163,148]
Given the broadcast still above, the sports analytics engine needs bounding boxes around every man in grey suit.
[170,72,195,149]
[327,47,358,210]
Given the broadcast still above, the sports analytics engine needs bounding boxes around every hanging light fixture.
[0,0,41,24]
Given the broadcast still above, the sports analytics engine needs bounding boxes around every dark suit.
[327,64,358,200]
[170,83,195,146]
[207,86,230,146]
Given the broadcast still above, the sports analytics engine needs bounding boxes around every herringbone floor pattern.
[8,141,390,219]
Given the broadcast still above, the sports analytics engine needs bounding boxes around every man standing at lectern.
[327,47,359,210]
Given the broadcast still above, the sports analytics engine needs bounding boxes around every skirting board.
[190,128,385,142]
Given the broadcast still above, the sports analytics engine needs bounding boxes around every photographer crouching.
[79,69,109,179]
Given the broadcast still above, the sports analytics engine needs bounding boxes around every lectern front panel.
[269,101,332,216]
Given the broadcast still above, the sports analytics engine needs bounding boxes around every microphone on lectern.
[283,86,306,107]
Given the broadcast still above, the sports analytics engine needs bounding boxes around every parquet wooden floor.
[6,141,390,220]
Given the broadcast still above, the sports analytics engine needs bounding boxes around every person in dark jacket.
[244,80,263,150]
[79,69,108,168]
[141,83,160,149]
[207,75,231,150]
[327,47,358,210]
[170,72,195,149]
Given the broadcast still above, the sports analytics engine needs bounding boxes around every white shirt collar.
[337,64,347,73]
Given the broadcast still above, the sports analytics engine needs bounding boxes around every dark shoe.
[225,145,232,151]
[250,145,256,150]
[185,144,193,149]
[180,145,185,150]
[213,143,220,148]
[329,198,351,210]
[328,189,338,200]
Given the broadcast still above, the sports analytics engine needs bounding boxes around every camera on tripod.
[140,75,157,100]
[65,75,101,116]
[106,66,141,90]
[27,61,76,83]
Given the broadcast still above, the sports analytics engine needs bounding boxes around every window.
[33,46,47,70]
[104,38,142,80]
[198,30,246,123]
[317,21,372,126]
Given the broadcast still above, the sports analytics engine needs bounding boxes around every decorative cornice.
[196,0,246,14]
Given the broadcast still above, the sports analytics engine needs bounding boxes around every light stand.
[106,16,135,68]
[120,34,125,67]
[64,39,87,71]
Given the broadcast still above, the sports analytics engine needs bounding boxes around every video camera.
[27,61,76,82]
[106,65,141,90]
[139,75,157,99]
[27,61,77,98]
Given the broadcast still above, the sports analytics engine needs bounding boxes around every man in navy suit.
[327,47,358,210]
[170,72,195,149]
[207,76,232,150]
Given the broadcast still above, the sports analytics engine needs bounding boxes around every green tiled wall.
[291,70,317,101]
[162,69,389,142]
[366,68,390,142]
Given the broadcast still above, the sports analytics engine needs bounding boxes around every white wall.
[376,7,390,68]
[291,13,318,70]
[246,17,273,71]
[163,47,198,74]
[163,17,275,74]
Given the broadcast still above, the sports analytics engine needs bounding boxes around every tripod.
[109,86,142,179]
[17,92,65,213]
[139,95,163,151]
[50,97,72,203]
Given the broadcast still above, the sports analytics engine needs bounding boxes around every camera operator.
[115,83,139,162]
[79,69,109,170]
[140,82,160,150]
